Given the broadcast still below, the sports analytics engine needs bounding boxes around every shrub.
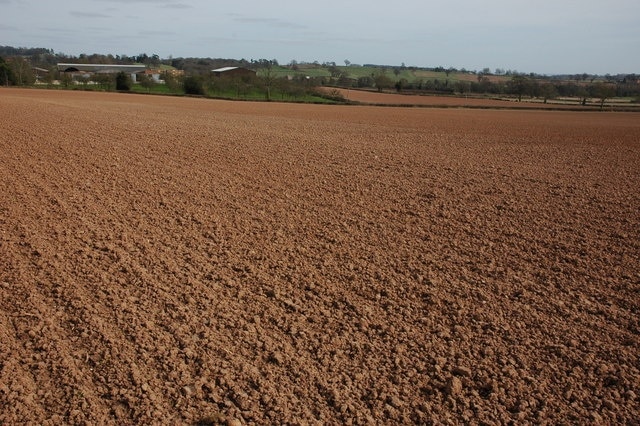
[183,76,205,95]
[0,56,16,86]
[313,88,346,103]
[115,72,132,91]
[93,73,115,91]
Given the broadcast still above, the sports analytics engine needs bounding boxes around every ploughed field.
[1,88,639,424]
[334,88,637,111]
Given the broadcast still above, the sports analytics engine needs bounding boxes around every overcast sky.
[2,0,639,75]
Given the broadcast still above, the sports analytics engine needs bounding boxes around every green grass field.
[131,83,179,95]
[130,82,334,103]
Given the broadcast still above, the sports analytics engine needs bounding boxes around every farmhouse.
[57,63,147,82]
[212,67,256,78]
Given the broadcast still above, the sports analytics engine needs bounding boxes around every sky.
[2,0,639,75]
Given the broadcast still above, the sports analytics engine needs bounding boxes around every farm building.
[160,68,184,78]
[141,69,163,82]
[32,67,49,81]
[212,67,256,78]
[57,63,147,82]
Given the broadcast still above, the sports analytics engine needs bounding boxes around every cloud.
[95,0,190,5]
[70,11,111,18]
[97,0,170,2]
[139,30,177,36]
[40,27,77,34]
[83,26,112,32]
[231,15,307,30]
[95,0,192,10]
[162,3,191,8]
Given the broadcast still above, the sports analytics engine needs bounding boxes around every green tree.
[115,71,132,91]
[183,75,205,95]
[0,56,14,86]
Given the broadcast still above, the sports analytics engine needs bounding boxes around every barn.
[211,67,256,78]
[57,63,147,82]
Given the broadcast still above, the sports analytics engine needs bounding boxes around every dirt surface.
[1,88,639,424]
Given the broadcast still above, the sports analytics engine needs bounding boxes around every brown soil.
[1,88,639,425]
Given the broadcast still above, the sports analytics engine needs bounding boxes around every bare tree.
[590,82,616,110]
[10,56,35,85]
[539,83,558,104]
[260,60,278,100]
[139,74,156,92]
[509,75,532,101]
[374,73,393,92]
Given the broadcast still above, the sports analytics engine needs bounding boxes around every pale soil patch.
[1,88,639,424]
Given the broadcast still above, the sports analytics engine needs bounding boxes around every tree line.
[382,74,628,105]
[325,69,638,106]
[1,45,638,106]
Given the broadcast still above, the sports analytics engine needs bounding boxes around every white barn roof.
[212,67,240,73]
[57,63,146,73]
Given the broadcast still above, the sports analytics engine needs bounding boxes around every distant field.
[260,64,500,83]
[330,88,640,110]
